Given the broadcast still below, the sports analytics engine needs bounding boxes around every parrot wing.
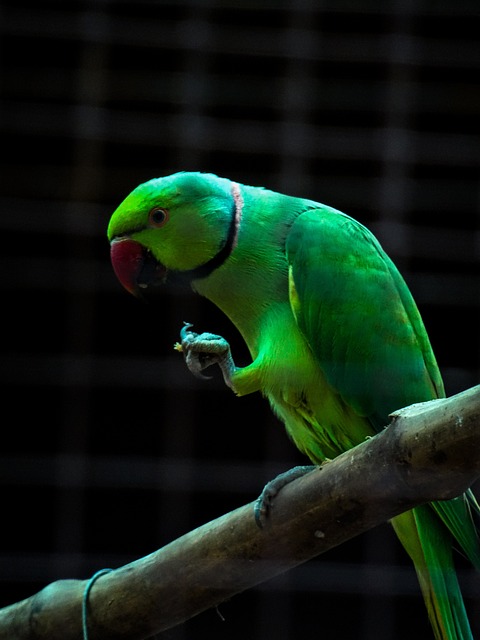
[285,206,444,431]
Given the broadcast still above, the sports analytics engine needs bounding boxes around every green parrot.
[108,171,479,639]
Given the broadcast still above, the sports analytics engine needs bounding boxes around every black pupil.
[152,209,166,224]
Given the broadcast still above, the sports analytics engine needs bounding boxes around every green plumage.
[108,172,480,639]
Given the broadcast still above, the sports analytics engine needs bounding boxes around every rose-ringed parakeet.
[108,171,480,639]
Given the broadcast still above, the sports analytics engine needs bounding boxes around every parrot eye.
[149,207,169,227]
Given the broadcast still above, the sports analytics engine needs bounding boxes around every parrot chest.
[264,361,369,463]
[255,317,374,463]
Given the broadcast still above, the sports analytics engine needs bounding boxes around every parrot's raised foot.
[176,322,237,388]
[254,465,317,528]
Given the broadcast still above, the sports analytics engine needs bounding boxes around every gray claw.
[184,349,214,380]
[254,465,317,528]
[180,321,195,342]
[177,322,236,389]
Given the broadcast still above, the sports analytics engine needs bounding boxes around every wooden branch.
[1,385,479,640]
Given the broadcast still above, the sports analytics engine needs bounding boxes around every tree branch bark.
[1,385,479,640]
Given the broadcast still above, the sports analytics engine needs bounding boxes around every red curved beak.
[110,238,167,297]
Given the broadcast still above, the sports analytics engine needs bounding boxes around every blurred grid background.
[1,0,479,638]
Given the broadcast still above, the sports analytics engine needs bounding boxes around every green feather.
[286,206,444,427]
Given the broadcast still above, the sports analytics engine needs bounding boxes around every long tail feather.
[392,501,477,640]
[431,490,480,570]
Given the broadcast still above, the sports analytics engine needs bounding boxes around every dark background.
[1,1,479,638]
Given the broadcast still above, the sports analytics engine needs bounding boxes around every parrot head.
[107,172,242,297]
